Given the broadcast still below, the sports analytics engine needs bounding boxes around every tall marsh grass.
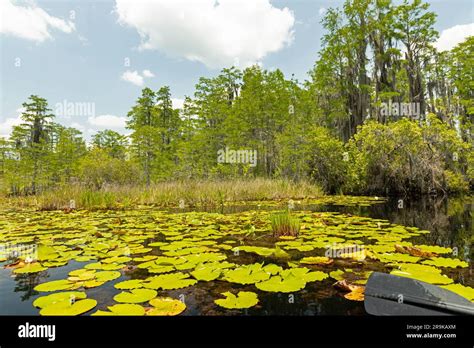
[1,178,323,211]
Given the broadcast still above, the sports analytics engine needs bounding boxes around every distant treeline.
[1,0,472,196]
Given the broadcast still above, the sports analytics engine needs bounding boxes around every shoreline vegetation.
[0,179,327,211]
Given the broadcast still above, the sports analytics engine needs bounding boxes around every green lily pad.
[299,256,333,265]
[191,265,221,281]
[92,304,145,316]
[413,245,452,254]
[441,283,474,301]
[223,264,271,284]
[85,262,124,270]
[374,253,420,263]
[13,262,47,274]
[148,242,168,247]
[42,260,69,268]
[40,299,97,316]
[290,268,328,283]
[148,265,175,274]
[390,263,453,285]
[388,263,440,273]
[255,275,306,293]
[282,268,328,282]
[94,271,121,282]
[255,267,328,293]
[37,245,60,261]
[235,246,275,257]
[143,272,197,290]
[329,270,345,280]
[102,256,132,264]
[68,269,96,281]
[34,279,78,292]
[422,257,469,268]
[368,244,395,253]
[133,255,158,262]
[33,291,87,309]
[83,280,106,288]
[114,289,158,303]
[147,297,186,315]
[263,264,283,275]
[114,279,144,290]
[214,291,259,309]
[180,252,227,264]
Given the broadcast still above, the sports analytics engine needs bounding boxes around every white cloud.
[115,0,295,69]
[0,107,25,138]
[121,70,144,86]
[142,69,154,78]
[0,115,22,138]
[0,0,75,42]
[171,98,185,109]
[120,69,155,86]
[319,7,326,16]
[87,114,127,129]
[435,23,474,52]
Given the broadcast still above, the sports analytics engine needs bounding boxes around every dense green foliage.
[1,0,472,196]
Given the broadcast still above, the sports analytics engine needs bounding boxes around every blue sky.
[1,0,473,140]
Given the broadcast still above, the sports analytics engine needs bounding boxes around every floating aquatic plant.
[191,264,222,281]
[422,257,469,268]
[299,256,333,265]
[40,299,97,316]
[113,289,158,303]
[114,279,144,290]
[441,284,474,302]
[390,263,453,285]
[222,264,271,285]
[33,291,87,309]
[214,291,259,309]
[143,272,198,290]
[0,204,470,315]
[147,297,186,315]
[256,268,328,293]
[35,279,79,292]
[93,304,145,316]
[13,262,47,274]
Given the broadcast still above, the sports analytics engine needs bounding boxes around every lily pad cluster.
[33,291,97,316]
[215,291,259,309]
[0,202,472,316]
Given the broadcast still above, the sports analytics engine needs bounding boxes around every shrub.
[346,116,471,195]
[78,149,140,189]
[308,127,349,194]
[444,170,469,192]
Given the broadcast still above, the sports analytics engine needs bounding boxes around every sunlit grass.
[0,178,323,210]
[270,210,300,238]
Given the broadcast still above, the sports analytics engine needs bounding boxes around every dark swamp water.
[0,195,472,316]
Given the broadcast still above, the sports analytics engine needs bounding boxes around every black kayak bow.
[364,272,474,316]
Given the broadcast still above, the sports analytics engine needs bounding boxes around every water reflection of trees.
[14,271,48,301]
[369,196,472,261]
[311,196,471,259]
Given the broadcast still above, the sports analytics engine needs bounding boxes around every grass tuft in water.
[270,210,300,238]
